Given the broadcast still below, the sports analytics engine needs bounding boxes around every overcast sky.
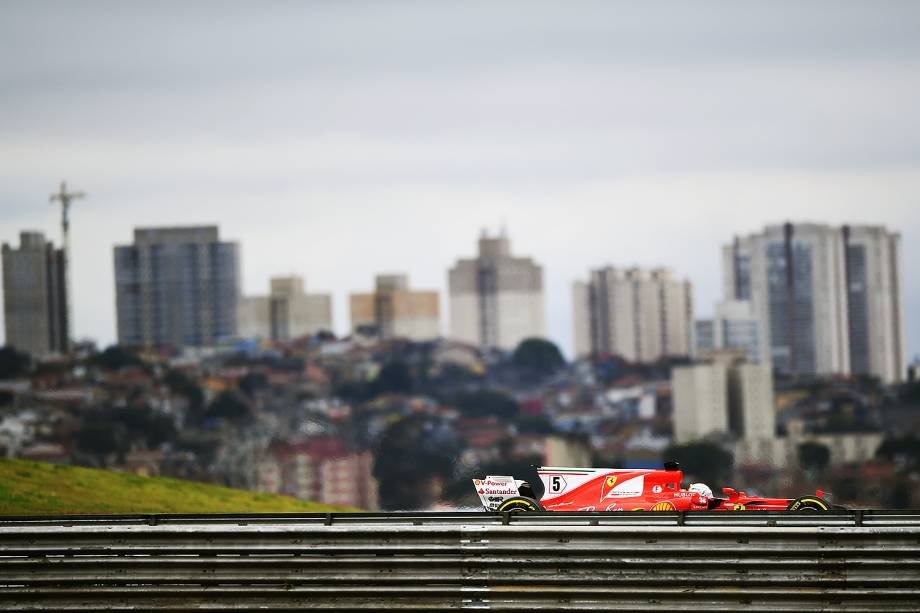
[1,0,919,359]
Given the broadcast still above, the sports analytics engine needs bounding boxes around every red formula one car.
[473,462,836,512]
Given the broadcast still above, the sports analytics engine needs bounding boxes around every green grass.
[0,459,358,515]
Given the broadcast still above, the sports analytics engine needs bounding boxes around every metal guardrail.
[1,510,918,611]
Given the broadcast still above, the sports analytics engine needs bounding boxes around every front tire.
[786,496,831,511]
[497,496,544,513]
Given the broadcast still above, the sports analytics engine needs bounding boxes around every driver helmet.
[688,483,713,498]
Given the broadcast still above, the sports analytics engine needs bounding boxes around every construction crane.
[49,181,85,351]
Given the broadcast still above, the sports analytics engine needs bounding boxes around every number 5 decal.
[549,475,567,493]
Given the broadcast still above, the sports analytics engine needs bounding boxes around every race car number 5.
[549,475,567,493]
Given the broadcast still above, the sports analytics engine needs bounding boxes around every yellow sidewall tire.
[789,497,830,511]
[498,498,539,512]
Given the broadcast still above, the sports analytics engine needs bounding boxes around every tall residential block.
[256,438,378,510]
[672,360,728,443]
[238,276,332,341]
[724,222,905,382]
[693,300,766,364]
[350,274,440,341]
[672,351,775,443]
[114,226,240,349]
[573,267,692,362]
[448,230,544,350]
[2,232,69,356]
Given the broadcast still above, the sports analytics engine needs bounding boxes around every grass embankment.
[0,459,357,515]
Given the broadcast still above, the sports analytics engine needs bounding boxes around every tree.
[164,369,205,419]
[315,330,336,342]
[798,442,831,474]
[371,360,413,396]
[205,391,251,421]
[238,372,268,399]
[0,346,31,379]
[77,423,126,456]
[373,414,457,510]
[888,478,913,508]
[876,436,920,472]
[516,415,555,434]
[144,413,178,447]
[98,405,178,450]
[92,345,143,371]
[511,337,566,378]
[901,381,920,406]
[662,442,734,489]
[453,389,519,420]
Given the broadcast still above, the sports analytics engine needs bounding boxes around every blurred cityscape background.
[1,1,919,509]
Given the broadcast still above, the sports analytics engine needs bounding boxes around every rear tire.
[497,496,544,513]
[786,496,831,511]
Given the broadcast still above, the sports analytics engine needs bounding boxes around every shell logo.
[650,501,676,511]
[473,480,481,486]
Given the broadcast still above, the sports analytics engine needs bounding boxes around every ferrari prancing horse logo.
[600,475,618,502]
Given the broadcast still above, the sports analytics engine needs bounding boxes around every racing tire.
[497,496,544,513]
[786,496,832,511]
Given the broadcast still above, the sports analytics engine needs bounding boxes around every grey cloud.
[1,1,919,357]
[4,1,920,93]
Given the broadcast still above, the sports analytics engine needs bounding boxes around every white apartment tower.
[573,267,693,362]
[448,230,544,350]
[724,222,905,383]
[672,351,775,444]
[238,276,333,341]
[672,361,728,443]
[350,274,440,341]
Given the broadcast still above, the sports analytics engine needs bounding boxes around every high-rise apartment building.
[672,361,728,443]
[256,438,378,510]
[114,226,240,349]
[238,276,332,341]
[2,232,69,356]
[724,222,905,382]
[448,230,544,350]
[672,351,775,443]
[350,274,440,341]
[572,267,692,362]
[694,300,766,364]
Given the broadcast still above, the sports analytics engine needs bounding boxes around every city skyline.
[2,2,919,358]
[0,214,913,363]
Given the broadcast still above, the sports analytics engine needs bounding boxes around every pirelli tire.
[497,496,544,513]
[786,495,832,511]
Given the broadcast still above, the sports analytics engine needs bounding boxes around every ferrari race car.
[473,462,837,512]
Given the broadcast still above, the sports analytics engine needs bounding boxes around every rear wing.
[472,475,520,511]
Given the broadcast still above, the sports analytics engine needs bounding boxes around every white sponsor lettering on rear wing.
[472,475,519,511]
